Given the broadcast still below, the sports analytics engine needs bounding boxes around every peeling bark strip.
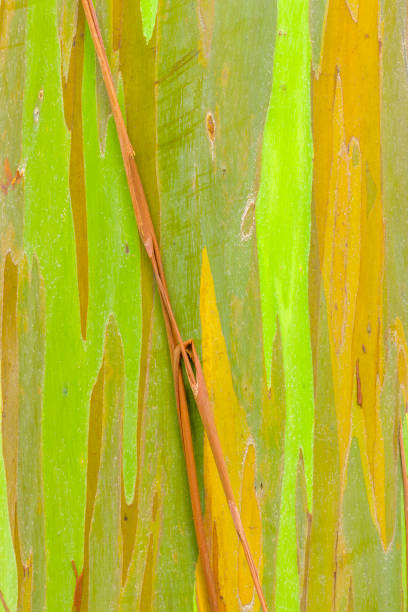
[81,1,267,609]
[62,7,89,341]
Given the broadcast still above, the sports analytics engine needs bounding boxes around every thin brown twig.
[71,559,79,579]
[81,1,268,610]
[0,591,10,612]
[173,344,218,609]
[399,420,408,605]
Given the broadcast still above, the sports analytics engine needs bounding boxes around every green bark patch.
[256,0,314,607]
[342,437,401,610]
[88,315,124,611]
[139,0,158,43]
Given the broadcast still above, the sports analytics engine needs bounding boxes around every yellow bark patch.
[195,248,262,610]
[313,0,386,544]
[238,444,262,606]
[322,74,361,472]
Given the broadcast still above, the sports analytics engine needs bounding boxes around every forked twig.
[81,1,268,610]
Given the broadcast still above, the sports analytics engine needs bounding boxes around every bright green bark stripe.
[22,3,84,608]
[0,389,17,611]
[88,315,124,610]
[256,0,314,608]
[139,0,158,42]
[22,2,142,607]
[82,26,142,506]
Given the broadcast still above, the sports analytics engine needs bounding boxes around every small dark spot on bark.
[362,344,366,353]
[38,89,44,100]
[260,482,263,490]
[124,514,128,521]
[124,242,129,254]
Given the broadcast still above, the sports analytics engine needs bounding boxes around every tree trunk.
[0,0,406,610]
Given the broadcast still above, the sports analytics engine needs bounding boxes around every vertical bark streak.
[62,6,89,340]
[81,1,268,608]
